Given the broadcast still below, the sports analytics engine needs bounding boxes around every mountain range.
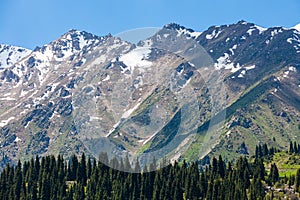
[0,20,299,169]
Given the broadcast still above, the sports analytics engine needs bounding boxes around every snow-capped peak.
[164,23,202,38]
[62,29,104,43]
[164,23,193,31]
[0,44,32,69]
[292,23,300,32]
[32,29,111,62]
[59,30,107,48]
[52,29,106,51]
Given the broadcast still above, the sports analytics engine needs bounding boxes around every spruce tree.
[263,143,269,157]
[295,169,300,192]
[290,141,294,154]
[14,160,22,200]
[218,155,226,178]
[74,183,85,200]
[294,142,298,154]
[77,153,87,185]
[40,173,50,200]
[87,157,92,179]
[268,163,279,185]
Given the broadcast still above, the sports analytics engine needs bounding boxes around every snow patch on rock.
[0,44,31,69]
[119,47,152,72]
[206,29,222,40]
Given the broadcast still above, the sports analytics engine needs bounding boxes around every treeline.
[0,152,281,200]
[289,141,300,154]
[255,143,279,159]
[255,141,300,158]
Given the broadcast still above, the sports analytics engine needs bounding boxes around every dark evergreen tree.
[290,174,295,188]
[211,156,218,180]
[87,156,92,179]
[13,160,22,200]
[74,183,85,200]
[252,158,265,180]
[77,153,87,185]
[68,154,78,181]
[263,143,269,157]
[295,168,300,192]
[250,177,265,200]
[268,163,279,185]
[258,144,263,158]
[218,155,226,178]
[294,141,298,154]
[290,141,294,154]
[40,173,50,200]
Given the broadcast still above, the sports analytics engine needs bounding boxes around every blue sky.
[0,0,299,49]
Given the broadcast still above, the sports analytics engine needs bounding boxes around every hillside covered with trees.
[1,143,300,199]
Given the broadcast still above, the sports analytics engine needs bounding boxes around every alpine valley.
[0,20,299,168]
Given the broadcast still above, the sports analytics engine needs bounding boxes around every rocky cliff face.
[0,21,299,168]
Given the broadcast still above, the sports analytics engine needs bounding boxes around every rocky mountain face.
[190,21,300,161]
[0,44,31,70]
[0,21,299,168]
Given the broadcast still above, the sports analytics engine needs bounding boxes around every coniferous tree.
[263,143,269,157]
[255,145,259,158]
[40,173,50,200]
[256,177,265,199]
[295,168,300,192]
[14,160,22,200]
[269,146,275,156]
[294,142,298,154]
[268,163,279,185]
[68,154,78,181]
[30,181,38,200]
[77,153,87,185]
[258,144,263,158]
[218,155,226,178]
[252,158,265,180]
[34,155,40,179]
[290,141,294,154]
[173,178,183,200]
[87,157,92,179]
[206,182,213,200]
[289,174,295,188]
[74,183,85,200]
[211,157,218,180]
